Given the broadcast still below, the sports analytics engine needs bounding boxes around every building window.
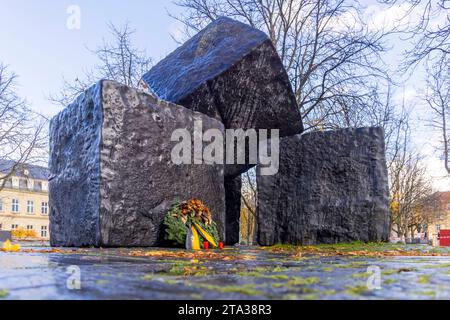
[19,179,28,189]
[41,226,48,238]
[12,199,19,213]
[4,178,12,189]
[0,223,2,230]
[11,224,19,230]
[27,200,34,214]
[436,224,441,232]
[41,202,49,215]
[27,225,34,230]
[34,181,42,192]
[0,200,3,212]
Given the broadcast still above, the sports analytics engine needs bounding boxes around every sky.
[0,0,448,191]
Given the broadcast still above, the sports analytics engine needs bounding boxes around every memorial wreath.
[164,199,220,250]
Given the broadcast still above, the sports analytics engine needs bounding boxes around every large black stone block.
[257,127,390,246]
[49,80,225,247]
[142,17,303,176]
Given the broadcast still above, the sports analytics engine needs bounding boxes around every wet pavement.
[1,243,450,300]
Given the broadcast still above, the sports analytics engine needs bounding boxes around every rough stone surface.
[49,80,225,247]
[257,127,390,246]
[225,175,242,245]
[142,17,303,177]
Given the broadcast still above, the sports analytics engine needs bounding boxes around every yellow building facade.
[427,192,450,245]
[0,161,49,240]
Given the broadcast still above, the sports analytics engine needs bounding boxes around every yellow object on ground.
[2,240,21,252]
[191,226,201,251]
[193,223,217,247]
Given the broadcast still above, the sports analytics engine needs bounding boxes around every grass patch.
[423,263,450,269]
[335,261,367,269]
[383,279,396,285]
[267,274,290,280]
[381,269,397,275]
[352,272,371,279]
[287,276,320,286]
[236,266,291,279]
[272,266,290,273]
[0,289,9,299]
[237,271,295,281]
[420,291,437,298]
[346,284,369,296]
[165,261,213,277]
[237,271,265,277]
[302,294,319,300]
[323,289,337,296]
[271,277,320,289]
[141,274,154,281]
[418,275,432,284]
[196,283,262,296]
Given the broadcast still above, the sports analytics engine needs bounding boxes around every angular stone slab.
[49,80,225,247]
[225,175,242,245]
[141,17,303,176]
[257,127,390,246]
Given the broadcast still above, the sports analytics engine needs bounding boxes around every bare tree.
[388,115,439,240]
[241,169,257,244]
[379,0,450,70]
[240,206,256,245]
[389,151,436,240]
[425,57,450,174]
[172,0,397,131]
[381,0,449,174]
[50,23,152,107]
[0,64,47,191]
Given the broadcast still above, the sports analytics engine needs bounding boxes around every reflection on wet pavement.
[1,244,450,300]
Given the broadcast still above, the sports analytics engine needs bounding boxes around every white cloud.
[393,86,421,105]
[364,3,415,32]
[328,7,361,32]
[328,2,417,33]
[425,156,450,191]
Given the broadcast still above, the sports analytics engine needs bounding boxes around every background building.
[427,192,450,245]
[0,160,49,240]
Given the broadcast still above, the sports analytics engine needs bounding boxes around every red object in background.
[218,242,224,250]
[203,241,209,250]
[439,230,450,246]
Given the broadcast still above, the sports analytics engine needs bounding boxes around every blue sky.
[0,0,182,116]
[0,0,448,190]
